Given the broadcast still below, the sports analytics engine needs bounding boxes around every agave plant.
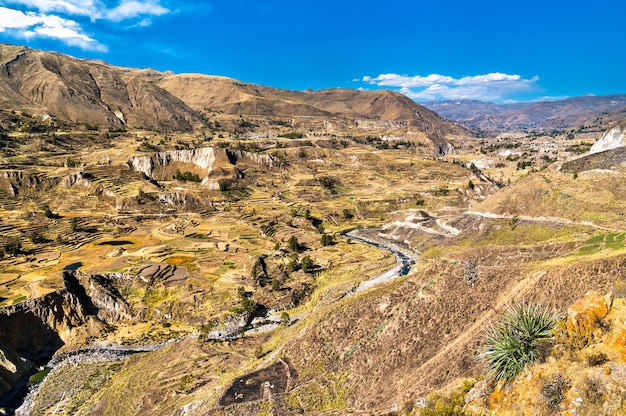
[478,301,557,384]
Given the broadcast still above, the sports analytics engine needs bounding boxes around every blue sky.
[0,0,625,103]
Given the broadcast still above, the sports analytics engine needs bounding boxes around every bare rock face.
[128,147,274,188]
[0,289,93,404]
[0,340,33,406]
[129,147,217,179]
[0,290,91,362]
[61,172,92,188]
[589,120,626,154]
[64,271,135,323]
[224,149,274,167]
[0,171,60,196]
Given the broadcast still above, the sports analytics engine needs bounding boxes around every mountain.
[422,95,626,131]
[0,44,204,131]
[154,73,463,134]
[0,44,468,141]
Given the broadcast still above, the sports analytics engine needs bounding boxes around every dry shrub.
[541,373,570,410]
[579,375,606,405]
[421,380,475,416]
[586,351,608,367]
[553,312,595,350]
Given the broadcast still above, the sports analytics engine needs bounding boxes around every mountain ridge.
[422,95,626,131]
[0,43,468,142]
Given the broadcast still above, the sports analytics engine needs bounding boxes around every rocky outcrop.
[0,170,60,196]
[128,147,274,188]
[64,271,135,323]
[0,340,33,406]
[589,120,626,154]
[466,292,624,416]
[61,172,92,188]
[0,290,92,362]
[560,146,626,173]
[0,289,94,405]
[129,147,217,179]
[225,149,274,167]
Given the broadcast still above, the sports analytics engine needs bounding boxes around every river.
[344,228,416,294]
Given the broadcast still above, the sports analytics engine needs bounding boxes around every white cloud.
[0,1,171,51]
[3,0,170,21]
[106,0,169,22]
[4,0,102,20]
[362,72,540,102]
[0,6,107,51]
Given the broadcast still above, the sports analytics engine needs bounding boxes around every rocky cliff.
[0,270,138,404]
[589,120,626,154]
[128,146,274,188]
[560,120,626,173]
[0,288,95,404]
[129,147,217,179]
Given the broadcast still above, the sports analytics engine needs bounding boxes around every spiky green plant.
[478,302,556,384]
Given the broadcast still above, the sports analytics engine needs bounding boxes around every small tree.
[3,236,21,256]
[286,255,300,273]
[41,204,55,219]
[235,286,257,314]
[288,235,300,252]
[301,255,313,273]
[70,218,79,232]
[320,233,334,246]
[29,232,47,244]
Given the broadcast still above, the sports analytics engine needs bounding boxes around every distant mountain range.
[422,95,626,131]
[0,43,467,142]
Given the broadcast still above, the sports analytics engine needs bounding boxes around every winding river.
[11,229,415,414]
[344,228,416,294]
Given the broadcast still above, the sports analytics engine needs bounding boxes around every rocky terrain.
[1,44,626,415]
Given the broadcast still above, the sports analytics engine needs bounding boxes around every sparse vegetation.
[320,233,335,246]
[420,380,475,416]
[2,236,22,256]
[586,350,608,366]
[29,231,48,244]
[174,169,201,182]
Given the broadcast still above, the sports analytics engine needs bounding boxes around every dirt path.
[466,211,621,232]
[435,218,462,236]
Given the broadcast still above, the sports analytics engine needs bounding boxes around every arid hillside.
[0,44,204,131]
[0,43,469,145]
[155,74,467,138]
